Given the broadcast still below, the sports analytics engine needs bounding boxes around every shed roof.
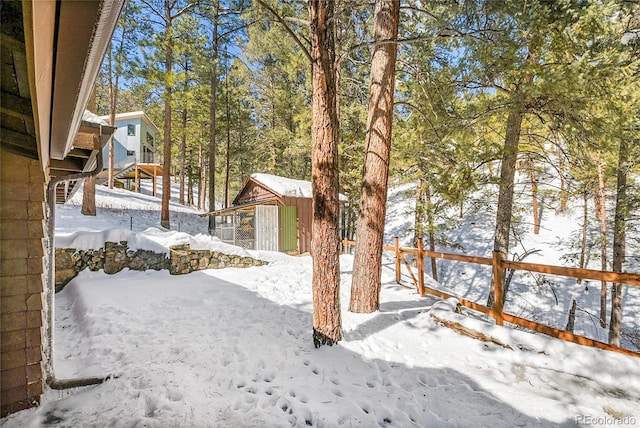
[251,173,313,198]
[250,173,348,201]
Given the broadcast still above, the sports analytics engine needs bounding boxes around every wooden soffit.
[17,0,124,168]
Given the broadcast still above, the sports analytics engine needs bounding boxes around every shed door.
[255,205,279,251]
[279,206,298,253]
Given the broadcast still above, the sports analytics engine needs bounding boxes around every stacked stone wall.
[55,242,267,290]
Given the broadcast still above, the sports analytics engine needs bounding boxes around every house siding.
[101,113,158,166]
[0,151,45,416]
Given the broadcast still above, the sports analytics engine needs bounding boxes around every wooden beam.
[73,132,99,150]
[66,148,92,159]
[49,157,84,172]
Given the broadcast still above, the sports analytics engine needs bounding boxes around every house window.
[127,124,136,136]
[143,146,153,163]
[127,150,135,157]
[146,132,154,147]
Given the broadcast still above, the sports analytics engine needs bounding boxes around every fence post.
[394,237,401,284]
[492,251,504,326]
[417,239,425,297]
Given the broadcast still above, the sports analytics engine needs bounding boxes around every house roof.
[1,0,124,172]
[100,111,160,135]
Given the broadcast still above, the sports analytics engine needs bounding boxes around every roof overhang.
[23,0,125,165]
[201,198,279,217]
[49,120,115,179]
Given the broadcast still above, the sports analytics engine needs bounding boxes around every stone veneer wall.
[0,151,45,416]
[55,242,267,290]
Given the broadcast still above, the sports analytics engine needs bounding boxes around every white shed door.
[255,205,279,251]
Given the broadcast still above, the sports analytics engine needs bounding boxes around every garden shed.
[204,173,346,254]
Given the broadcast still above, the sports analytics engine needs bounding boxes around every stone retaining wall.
[55,242,267,291]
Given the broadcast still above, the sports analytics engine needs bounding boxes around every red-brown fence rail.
[341,238,640,357]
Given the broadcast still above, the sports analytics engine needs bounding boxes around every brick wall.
[1,150,46,416]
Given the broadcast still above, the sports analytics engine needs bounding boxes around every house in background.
[99,111,159,166]
[204,173,347,254]
[97,111,164,195]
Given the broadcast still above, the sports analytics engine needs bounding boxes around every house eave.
[22,0,125,166]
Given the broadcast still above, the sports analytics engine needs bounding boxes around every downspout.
[44,130,117,389]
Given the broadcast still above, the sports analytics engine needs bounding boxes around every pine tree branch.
[253,0,312,63]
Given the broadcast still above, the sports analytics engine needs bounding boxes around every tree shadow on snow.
[9,270,584,428]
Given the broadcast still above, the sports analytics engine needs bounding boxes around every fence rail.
[340,238,640,357]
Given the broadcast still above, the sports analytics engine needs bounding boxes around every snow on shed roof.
[251,173,311,198]
[251,173,348,201]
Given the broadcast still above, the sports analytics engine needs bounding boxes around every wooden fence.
[341,238,640,357]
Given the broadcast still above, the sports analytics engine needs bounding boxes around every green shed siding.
[279,206,298,252]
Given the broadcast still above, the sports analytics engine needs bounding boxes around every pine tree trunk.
[414,177,427,248]
[107,47,116,190]
[179,108,187,205]
[350,0,400,314]
[208,2,219,230]
[81,177,97,216]
[487,105,524,308]
[565,299,577,333]
[558,143,568,212]
[224,69,231,209]
[199,145,206,211]
[309,0,342,347]
[609,138,629,346]
[160,0,173,229]
[596,154,607,327]
[528,157,540,235]
[425,181,438,281]
[577,191,588,285]
[415,175,438,280]
[187,148,194,206]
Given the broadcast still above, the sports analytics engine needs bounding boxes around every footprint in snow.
[143,395,158,417]
[166,388,183,402]
[365,375,377,388]
[358,401,371,414]
[262,372,275,383]
[418,373,437,388]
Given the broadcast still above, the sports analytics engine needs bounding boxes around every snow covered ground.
[3,183,640,427]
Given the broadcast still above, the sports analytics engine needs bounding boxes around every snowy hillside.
[2,183,640,427]
[384,182,640,351]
